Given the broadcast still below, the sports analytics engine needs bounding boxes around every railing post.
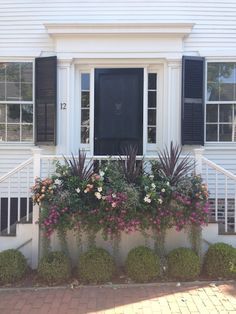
[31,148,42,269]
[194,148,204,175]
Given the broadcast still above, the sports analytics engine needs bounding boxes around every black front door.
[94,68,143,155]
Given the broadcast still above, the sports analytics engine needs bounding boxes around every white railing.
[195,150,236,233]
[0,157,33,235]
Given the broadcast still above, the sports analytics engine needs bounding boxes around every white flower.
[161,188,165,193]
[166,182,170,186]
[158,198,163,204]
[149,175,154,179]
[54,179,62,185]
[151,183,156,189]
[99,171,105,177]
[75,187,80,194]
[95,192,102,199]
[112,193,116,198]
[84,189,88,194]
[144,196,151,203]
[98,187,103,192]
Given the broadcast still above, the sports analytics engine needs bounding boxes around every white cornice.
[44,22,194,38]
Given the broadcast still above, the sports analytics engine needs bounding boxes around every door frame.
[75,61,164,156]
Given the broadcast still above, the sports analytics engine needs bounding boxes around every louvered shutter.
[181,56,205,145]
[35,56,57,144]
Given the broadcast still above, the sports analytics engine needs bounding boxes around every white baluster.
[225,177,228,233]
[215,172,218,222]
[17,171,20,222]
[7,179,11,234]
[26,165,29,222]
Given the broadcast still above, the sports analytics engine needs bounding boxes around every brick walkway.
[0,282,235,314]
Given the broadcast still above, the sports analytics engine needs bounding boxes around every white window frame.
[0,59,34,145]
[205,59,236,146]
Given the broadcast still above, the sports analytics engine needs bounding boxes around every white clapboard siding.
[0,0,236,55]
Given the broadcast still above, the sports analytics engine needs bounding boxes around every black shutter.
[181,56,205,145]
[35,56,57,144]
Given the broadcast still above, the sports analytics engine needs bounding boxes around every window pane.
[148,74,157,90]
[148,91,156,108]
[81,126,89,144]
[81,109,89,126]
[0,83,5,100]
[148,109,156,125]
[207,63,220,83]
[22,104,33,123]
[81,91,90,108]
[81,74,90,90]
[207,82,219,101]
[21,83,32,101]
[7,104,20,123]
[219,63,235,101]
[0,124,5,141]
[7,124,20,141]
[206,104,218,122]
[0,63,6,82]
[0,104,6,123]
[148,127,156,143]
[22,125,33,142]
[6,63,20,83]
[220,104,233,122]
[206,124,217,141]
[219,124,232,141]
[21,63,32,83]
[6,82,20,100]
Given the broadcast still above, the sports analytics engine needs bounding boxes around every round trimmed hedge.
[78,247,115,283]
[0,249,27,284]
[125,246,160,283]
[203,242,236,279]
[167,247,200,280]
[38,251,71,284]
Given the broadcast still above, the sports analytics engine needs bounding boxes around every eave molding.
[44,22,194,38]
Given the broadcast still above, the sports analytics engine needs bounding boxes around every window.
[80,73,90,144]
[206,62,236,142]
[147,73,157,143]
[0,62,33,142]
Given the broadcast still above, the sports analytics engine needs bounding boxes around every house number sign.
[60,102,67,110]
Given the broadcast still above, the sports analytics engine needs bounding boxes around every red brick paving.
[0,282,235,314]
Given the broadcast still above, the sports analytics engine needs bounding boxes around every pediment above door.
[44,22,194,57]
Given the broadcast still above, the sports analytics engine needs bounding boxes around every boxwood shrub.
[125,246,160,283]
[38,251,71,284]
[78,247,115,283]
[203,242,236,279]
[167,247,200,280]
[0,249,27,284]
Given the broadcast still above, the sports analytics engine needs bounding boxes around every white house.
[0,0,236,267]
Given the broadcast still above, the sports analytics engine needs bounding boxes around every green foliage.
[0,249,27,284]
[125,246,160,282]
[78,248,115,283]
[38,251,71,284]
[203,243,236,279]
[167,247,200,280]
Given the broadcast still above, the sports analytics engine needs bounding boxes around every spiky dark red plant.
[63,150,94,180]
[156,142,195,185]
[119,144,143,184]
